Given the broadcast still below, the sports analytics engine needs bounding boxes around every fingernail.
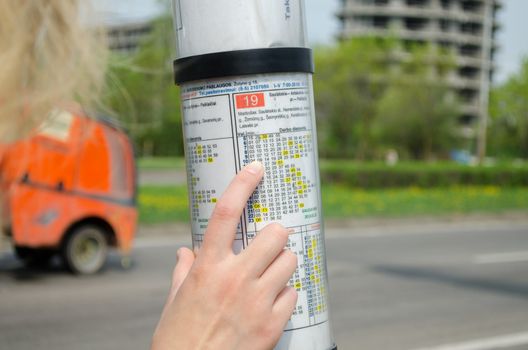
[245,161,264,175]
[176,248,181,260]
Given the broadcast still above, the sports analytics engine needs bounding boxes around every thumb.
[167,247,195,304]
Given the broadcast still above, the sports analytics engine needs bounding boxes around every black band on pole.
[173,47,314,85]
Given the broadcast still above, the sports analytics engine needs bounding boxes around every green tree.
[314,38,394,160]
[375,81,458,160]
[103,16,184,156]
[489,57,528,158]
[374,45,459,160]
[314,39,458,160]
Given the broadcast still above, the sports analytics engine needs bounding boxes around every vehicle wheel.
[61,225,108,275]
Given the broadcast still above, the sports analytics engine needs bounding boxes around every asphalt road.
[1,218,528,350]
[138,169,186,186]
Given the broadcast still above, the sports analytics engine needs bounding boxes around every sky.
[494,0,528,82]
[93,0,527,84]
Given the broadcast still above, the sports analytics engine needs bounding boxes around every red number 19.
[236,93,265,109]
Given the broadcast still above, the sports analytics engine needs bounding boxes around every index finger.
[201,161,264,259]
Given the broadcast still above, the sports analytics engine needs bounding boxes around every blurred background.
[1,0,527,349]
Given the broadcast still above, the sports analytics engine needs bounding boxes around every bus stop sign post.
[172,1,337,349]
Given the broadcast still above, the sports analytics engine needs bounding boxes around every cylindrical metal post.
[172,1,336,349]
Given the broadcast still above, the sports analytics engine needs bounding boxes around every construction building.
[338,0,502,156]
[106,19,153,54]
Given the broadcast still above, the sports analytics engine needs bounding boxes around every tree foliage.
[489,57,528,158]
[103,16,184,157]
[313,39,458,161]
[314,38,393,159]
[374,46,459,160]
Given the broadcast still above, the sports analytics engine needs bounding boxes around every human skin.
[152,161,298,350]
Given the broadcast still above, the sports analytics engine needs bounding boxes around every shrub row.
[319,161,528,188]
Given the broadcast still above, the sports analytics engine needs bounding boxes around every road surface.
[138,169,186,186]
[1,218,527,350]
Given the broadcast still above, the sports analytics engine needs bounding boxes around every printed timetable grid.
[230,86,329,331]
[184,94,244,248]
[246,222,329,330]
[239,130,315,227]
[182,78,330,333]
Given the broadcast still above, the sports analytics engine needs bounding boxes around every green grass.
[321,185,528,218]
[139,186,189,224]
[138,185,528,224]
[137,157,185,170]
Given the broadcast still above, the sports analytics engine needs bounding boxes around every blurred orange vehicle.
[0,108,138,274]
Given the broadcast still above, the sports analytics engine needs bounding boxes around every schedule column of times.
[182,94,245,252]
[231,83,329,330]
[181,73,330,332]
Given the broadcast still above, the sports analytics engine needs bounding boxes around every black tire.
[61,225,108,275]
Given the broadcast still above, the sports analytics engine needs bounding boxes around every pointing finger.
[201,161,264,259]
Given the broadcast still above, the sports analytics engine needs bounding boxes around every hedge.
[320,161,528,188]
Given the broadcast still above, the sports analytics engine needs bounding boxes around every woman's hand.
[152,162,298,350]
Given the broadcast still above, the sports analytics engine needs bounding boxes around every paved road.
[138,169,186,186]
[1,219,528,350]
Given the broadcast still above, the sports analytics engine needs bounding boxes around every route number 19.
[236,93,265,109]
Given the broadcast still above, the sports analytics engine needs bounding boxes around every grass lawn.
[139,185,190,224]
[138,185,528,224]
[137,157,185,170]
[321,185,528,218]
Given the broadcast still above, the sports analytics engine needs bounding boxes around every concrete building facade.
[338,0,501,154]
[106,20,153,54]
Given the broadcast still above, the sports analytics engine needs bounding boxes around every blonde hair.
[0,0,108,141]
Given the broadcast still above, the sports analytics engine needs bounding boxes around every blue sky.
[494,0,528,82]
[94,0,527,84]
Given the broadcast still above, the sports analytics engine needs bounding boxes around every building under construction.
[338,0,501,156]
